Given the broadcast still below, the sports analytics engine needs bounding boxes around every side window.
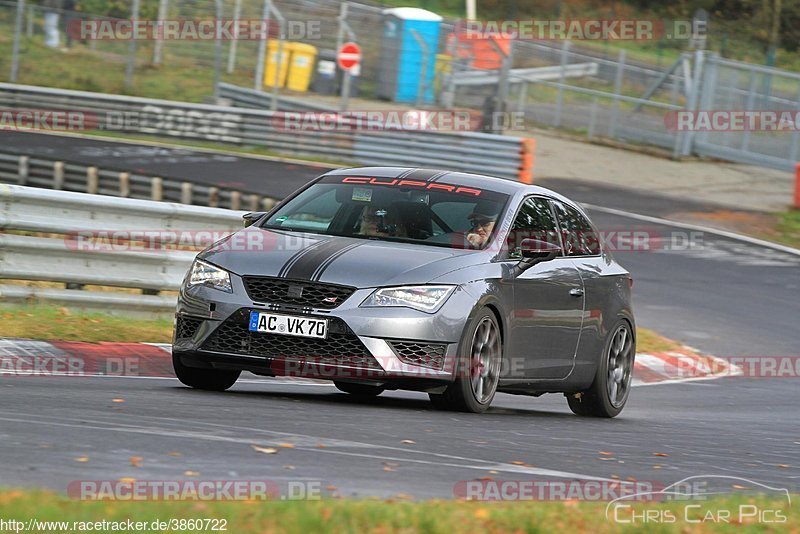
[552,201,601,256]
[506,197,560,259]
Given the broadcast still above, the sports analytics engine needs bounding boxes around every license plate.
[248,311,328,339]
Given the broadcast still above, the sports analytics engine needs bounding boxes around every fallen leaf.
[316,444,327,449]
[278,443,295,449]
[777,464,789,468]
[58,307,71,316]
[251,445,278,455]
[325,485,337,491]
[598,451,613,456]
[184,471,200,477]
[168,451,182,457]
[653,452,670,457]
[118,477,137,483]
[488,470,499,475]
[74,457,89,463]
[732,484,748,490]
[383,466,395,472]
[394,493,413,500]
[478,476,493,481]
[653,465,662,469]
[129,456,143,467]
[283,465,295,470]
[611,475,620,479]
[510,460,527,466]
[112,399,125,403]
[474,508,490,519]
[401,439,415,445]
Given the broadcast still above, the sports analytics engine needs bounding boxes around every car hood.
[200,227,479,288]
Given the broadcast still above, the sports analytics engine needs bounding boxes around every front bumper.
[172,276,477,384]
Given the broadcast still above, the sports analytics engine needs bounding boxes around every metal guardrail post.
[262,198,276,211]
[230,191,241,210]
[86,167,98,194]
[608,50,626,138]
[227,0,242,74]
[119,172,130,197]
[18,155,28,185]
[588,97,598,140]
[125,0,141,90]
[248,194,260,211]
[151,177,163,201]
[152,0,168,66]
[53,161,64,190]
[208,187,219,207]
[409,30,430,107]
[10,0,25,83]
[553,40,570,128]
[180,182,193,204]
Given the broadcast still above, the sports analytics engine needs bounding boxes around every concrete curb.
[0,338,739,387]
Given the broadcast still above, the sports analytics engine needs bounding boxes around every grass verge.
[0,304,681,353]
[772,209,800,249]
[0,489,795,533]
[0,305,173,343]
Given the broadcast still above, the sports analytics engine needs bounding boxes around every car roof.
[324,166,569,201]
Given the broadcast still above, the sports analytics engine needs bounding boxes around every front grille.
[242,277,355,309]
[201,309,382,371]
[389,341,447,370]
[175,316,203,339]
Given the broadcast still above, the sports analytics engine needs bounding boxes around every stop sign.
[337,42,361,70]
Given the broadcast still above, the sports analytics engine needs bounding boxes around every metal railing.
[0,151,275,210]
[0,82,534,182]
[0,184,244,315]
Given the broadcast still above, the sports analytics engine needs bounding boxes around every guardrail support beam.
[86,167,99,194]
[230,191,241,211]
[119,172,130,197]
[53,161,64,190]
[180,182,193,204]
[18,155,28,185]
[151,177,163,201]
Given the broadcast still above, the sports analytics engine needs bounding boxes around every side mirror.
[520,238,561,261]
[242,212,266,228]
[509,239,561,278]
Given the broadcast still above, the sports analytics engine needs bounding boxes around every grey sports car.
[172,167,635,417]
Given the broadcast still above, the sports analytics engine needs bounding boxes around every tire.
[334,381,385,397]
[428,308,502,413]
[172,353,240,391]
[567,319,635,418]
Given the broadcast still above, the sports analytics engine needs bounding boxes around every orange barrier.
[519,138,536,184]
[795,163,800,209]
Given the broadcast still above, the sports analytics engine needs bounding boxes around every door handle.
[569,288,584,297]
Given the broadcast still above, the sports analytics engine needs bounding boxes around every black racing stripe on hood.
[283,238,359,281]
[402,169,449,182]
[277,238,330,278]
[310,242,363,281]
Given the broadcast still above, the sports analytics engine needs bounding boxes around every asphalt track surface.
[2,133,799,499]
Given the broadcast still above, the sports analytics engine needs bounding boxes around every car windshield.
[262,175,509,249]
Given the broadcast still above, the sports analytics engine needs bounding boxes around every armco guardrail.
[0,82,534,182]
[0,151,276,211]
[0,184,244,315]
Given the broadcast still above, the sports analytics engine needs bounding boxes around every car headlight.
[187,259,232,293]
[360,285,456,313]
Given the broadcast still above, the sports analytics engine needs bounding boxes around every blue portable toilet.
[376,7,442,104]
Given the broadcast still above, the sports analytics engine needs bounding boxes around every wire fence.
[1,0,800,171]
